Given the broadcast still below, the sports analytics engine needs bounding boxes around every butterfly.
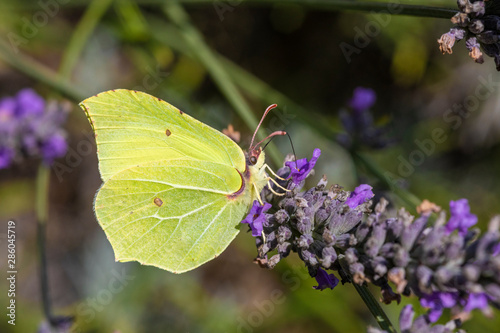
[80,89,284,273]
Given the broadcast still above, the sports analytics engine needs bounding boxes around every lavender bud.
[322,228,336,246]
[364,222,387,257]
[401,215,428,251]
[278,242,291,257]
[345,248,358,264]
[463,264,481,282]
[416,265,433,291]
[434,266,456,285]
[399,305,414,331]
[274,209,290,224]
[296,216,313,234]
[321,247,337,269]
[277,225,292,243]
[301,249,318,266]
[469,19,485,34]
[315,208,330,224]
[388,267,407,294]
[393,245,410,267]
[267,254,281,269]
[297,234,314,249]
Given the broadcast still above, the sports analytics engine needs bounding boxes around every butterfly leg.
[262,163,287,180]
[253,183,265,205]
[267,177,290,194]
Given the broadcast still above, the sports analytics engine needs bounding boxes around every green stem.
[59,0,113,79]
[339,257,396,333]
[0,39,86,101]
[183,0,458,18]
[162,1,283,166]
[36,165,53,325]
[4,0,458,19]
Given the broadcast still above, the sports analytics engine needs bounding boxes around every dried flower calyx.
[438,0,500,70]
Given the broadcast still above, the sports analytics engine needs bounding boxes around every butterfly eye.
[249,155,257,165]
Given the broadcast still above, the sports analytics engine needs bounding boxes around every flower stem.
[0,39,86,101]
[181,0,458,19]
[36,165,54,325]
[2,0,459,19]
[339,257,396,332]
[58,0,113,80]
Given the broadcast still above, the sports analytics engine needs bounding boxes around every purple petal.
[349,87,376,112]
[0,97,16,118]
[464,293,489,312]
[313,268,339,291]
[446,199,477,236]
[241,200,272,237]
[345,184,374,209]
[16,88,45,117]
[285,148,321,185]
[399,305,414,331]
[41,133,67,165]
[0,147,15,169]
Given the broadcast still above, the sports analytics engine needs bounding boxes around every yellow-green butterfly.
[80,89,283,273]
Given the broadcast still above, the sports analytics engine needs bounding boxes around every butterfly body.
[80,89,267,273]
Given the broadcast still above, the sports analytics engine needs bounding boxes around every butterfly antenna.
[249,104,278,150]
[264,132,297,169]
[252,131,287,151]
[287,132,298,169]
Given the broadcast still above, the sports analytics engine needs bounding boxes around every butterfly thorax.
[244,150,268,203]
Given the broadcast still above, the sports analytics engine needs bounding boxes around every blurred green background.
[1,0,500,332]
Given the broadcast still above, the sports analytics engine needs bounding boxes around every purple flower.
[399,305,414,331]
[345,184,374,209]
[313,268,339,291]
[493,243,500,256]
[349,87,376,112]
[446,199,478,236]
[16,88,45,117]
[0,97,16,118]
[0,89,68,169]
[420,292,459,323]
[41,133,67,165]
[241,200,272,237]
[285,148,321,185]
[464,293,489,312]
[0,147,14,169]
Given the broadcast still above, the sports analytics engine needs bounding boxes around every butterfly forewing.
[80,89,246,181]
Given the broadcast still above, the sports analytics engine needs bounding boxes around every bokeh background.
[1,0,500,332]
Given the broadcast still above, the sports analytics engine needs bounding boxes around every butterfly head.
[247,146,262,165]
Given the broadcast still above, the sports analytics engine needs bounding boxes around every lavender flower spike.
[0,89,68,169]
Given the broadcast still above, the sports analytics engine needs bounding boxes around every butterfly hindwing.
[95,159,250,273]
